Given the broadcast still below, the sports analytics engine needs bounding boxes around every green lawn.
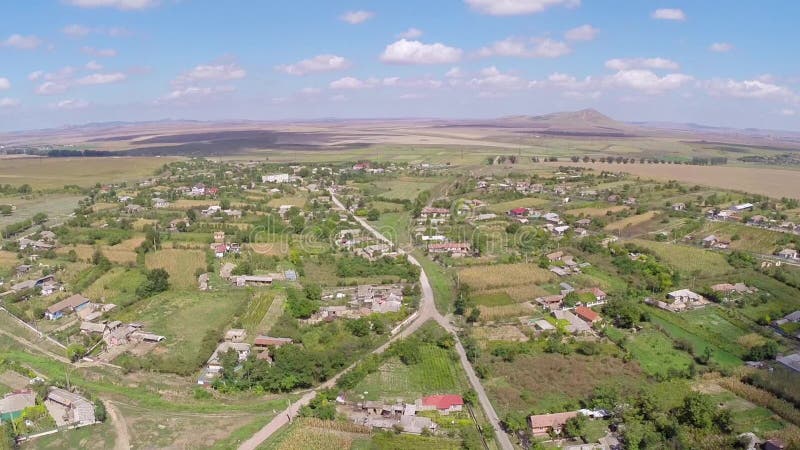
[413,250,455,314]
[623,328,695,378]
[472,291,515,307]
[631,239,733,277]
[351,344,467,402]
[371,211,411,246]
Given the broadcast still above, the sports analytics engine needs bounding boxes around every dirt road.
[106,401,131,450]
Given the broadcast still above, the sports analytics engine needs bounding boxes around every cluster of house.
[197,329,293,385]
[349,394,463,435]
[187,183,219,197]
[645,289,711,312]
[80,320,165,347]
[701,234,731,250]
[43,294,115,321]
[532,288,606,335]
[528,409,616,447]
[710,282,755,300]
[211,232,242,258]
[6,273,62,297]
[305,285,405,325]
[201,205,242,219]
[17,230,57,252]
[0,386,97,431]
[547,251,588,277]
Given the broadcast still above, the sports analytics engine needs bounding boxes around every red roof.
[422,394,463,410]
[214,244,226,252]
[575,306,600,322]
[510,207,527,215]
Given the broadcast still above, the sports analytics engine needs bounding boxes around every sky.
[1,0,799,132]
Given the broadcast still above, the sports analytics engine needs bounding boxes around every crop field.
[241,292,275,334]
[621,328,695,377]
[370,177,441,201]
[59,243,138,264]
[352,344,466,401]
[459,263,553,291]
[484,352,643,415]
[604,211,660,232]
[630,239,733,277]
[472,291,515,307]
[486,197,550,213]
[543,162,800,199]
[83,267,146,306]
[565,204,628,217]
[267,195,306,208]
[267,419,370,450]
[477,302,536,321]
[168,199,218,209]
[0,193,83,227]
[371,211,411,245]
[0,157,176,189]
[471,324,528,341]
[702,384,786,435]
[696,221,785,253]
[145,249,206,289]
[0,250,17,270]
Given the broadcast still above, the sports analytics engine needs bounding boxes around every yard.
[619,327,695,378]
[145,249,206,290]
[630,239,733,277]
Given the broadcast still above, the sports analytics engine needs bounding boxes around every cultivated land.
[0,112,799,449]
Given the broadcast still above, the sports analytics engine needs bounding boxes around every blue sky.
[0,0,799,131]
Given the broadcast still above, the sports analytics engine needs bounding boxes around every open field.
[544,162,800,199]
[605,211,660,232]
[83,267,146,306]
[618,327,695,378]
[0,193,83,227]
[486,197,550,214]
[565,204,628,217]
[145,249,206,289]
[0,157,177,189]
[696,221,785,253]
[630,239,733,277]
[459,263,553,291]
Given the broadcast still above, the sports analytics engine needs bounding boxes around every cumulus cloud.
[275,54,350,76]
[159,85,235,102]
[467,66,525,90]
[651,8,686,21]
[76,72,127,85]
[81,46,117,57]
[605,69,692,93]
[86,60,104,71]
[2,34,42,50]
[65,0,158,10]
[445,67,464,78]
[52,99,89,110]
[478,37,570,58]
[709,42,733,53]
[36,81,70,95]
[605,57,680,71]
[704,78,794,99]
[380,39,463,65]
[329,76,371,90]
[465,0,580,16]
[0,78,10,90]
[340,10,374,24]
[0,98,20,108]
[397,28,423,39]
[175,62,246,84]
[565,24,598,41]
[63,24,133,37]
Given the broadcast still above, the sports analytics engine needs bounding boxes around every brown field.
[59,244,137,264]
[132,219,158,231]
[92,202,119,212]
[546,162,800,199]
[459,263,554,291]
[0,157,177,189]
[267,196,306,208]
[604,211,660,232]
[169,199,218,209]
[477,303,536,321]
[472,324,529,341]
[0,250,18,269]
[144,249,205,289]
[566,205,628,217]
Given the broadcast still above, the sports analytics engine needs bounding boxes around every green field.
[631,239,733,277]
[371,211,412,246]
[241,292,275,334]
[472,291,515,307]
[0,157,177,189]
[486,197,549,213]
[352,344,466,401]
[412,250,455,314]
[0,193,83,227]
[622,328,695,378]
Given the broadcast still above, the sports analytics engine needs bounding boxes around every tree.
[66,343,86,362]
[467,307,481,323]
[346,318,370,337]
[679,392,715,429]
[93,399,107,422]
[563,414,588,438]
[136,268,170,298]
[367,208,380,221]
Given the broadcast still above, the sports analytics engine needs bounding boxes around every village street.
[238,192,513,450]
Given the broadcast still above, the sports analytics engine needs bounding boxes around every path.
[106,401,131,450]
[238,191,513,450]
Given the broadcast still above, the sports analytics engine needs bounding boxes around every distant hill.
[491,109,644,137]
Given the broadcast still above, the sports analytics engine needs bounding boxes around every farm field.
[618,327,695,378]
[630,239,734,277]
[372,177,441,201]
[459,263,553,292]
[145,249,206,290]
[604,211,660,232]
[486,197,550,213]
[565,204,628,217]
[83,266,146,306]
[0,157,176,189]
[696,221,785,253]
[0,193,83,227]
[371,211,411,245]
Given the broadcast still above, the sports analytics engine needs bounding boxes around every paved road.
[238,192,514,450]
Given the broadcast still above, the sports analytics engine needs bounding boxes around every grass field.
[0,193,83,227]
[604,211,660,232]
[83,267,146,306]
[621,327,695,378]
[630,239,733,277]
[261,418,372,450]
[696,221,785,253]
[352,344,467,401]
[368,177,441,201]
[459,263,553,291]
[0,157,176,189]
[241,292,275,334]
[59,243,138,264]
[413,251,455,314]
[565,204,628,217]
[267,196,306,208]
[371,211,411,246]
[486,197,550,214]
[145,249,206,289]
[28,421,117,450]
[472,291,515,307]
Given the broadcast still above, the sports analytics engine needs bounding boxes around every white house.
[262,173,291,183]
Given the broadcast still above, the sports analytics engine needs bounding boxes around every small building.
[262,173,291,183]
[80,321,107,334]
[529,411,578,437]
[668,289,703,303]
[45,294,90,320]
[777,248,799,260]
[253,336,293,350]
[536,294,565,311]
[224,329,247,343]
[427,242,471,257]
[574,306,601,324]
[234,275,273,287]
[45,387,95,426]
[417,395,464,415]
[672,203,685,211]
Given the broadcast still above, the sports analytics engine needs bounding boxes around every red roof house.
[574,306,600,323]
[419,395,464,414]
[509,207,528,217]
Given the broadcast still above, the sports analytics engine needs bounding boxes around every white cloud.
[76,72,127,85]
[81,46,117,57]
[28,71,44,81]
[275,54,350,76]
[175,62,246,84]
[340,10,374,24]
[465,0,580,16]
[159,85,235,102]
[545,72,596,90]
[380,39,463,65]
[86,60,104,71]
[329,94,348,102]
[62,24,91,37]
[565,24,598,41]
[704,78,794,99]
[2,34,42,50]
[605,57,679,71]
[65,0,158,10]
[780,108,796,116]
[52,99,89,110]
[467,66,525,90]
[36,81,70,95]
[0,98,20,108]
[383,77,443,89]
[399,93,425,100]
[478,37,570,58]
[0,78,9,90]
[397,28,423,39]
[445,67,464,78]
[606,69,692,93]
[709,42,733,53]
[329,76,370,90]
[299,87,321,95]
[651,8,686,21]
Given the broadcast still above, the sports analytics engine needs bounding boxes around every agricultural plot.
[83,267,146,307]
[621,328,695,378]
[565,204,628,218]
[0,193,83,227]
[145,249,206,290]
[459,263,553,292]
[703,385,785,435]
[696,221,785,253]
[59,244,138,264]
[371,211,411,246]
[371,177,441,201]
[0,157,175,189]
[267,196,306,208]
[486,197,550,214]
[630,239,733,277]
[604,211,660,233]
[352,344,467,402]
[241,292,275,334]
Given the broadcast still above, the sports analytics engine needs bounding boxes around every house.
[536,294,565,311]
[352,162,370,171]
[0,390,36,422]
[214,244,226,258]
[152,198,169,208]
[529,411,578,437]
[576,218,592,227]
[262,173,291,183]
[45,387,95,426]
[421,207,450,218]
[732,203,754,211]
[417,395,463,415]
[764,438,787,450]
[80,321,106,334]
[672,203,685,211]
[224,329,247,343]
[533,319,555,332]
[427,242,471,257]
[553,225,571,236]
[207,342,250,371]
[668,289,704,303]
[198,273,210,291]
[777,248,799,260]
[45,294,90,320]
[191,183,207,196]
[574,306,601,324]
[253,336,293,350]
[776,352,800,373]
[39,230,57,242]
[702,235,718,247]
[546,251,564,262]
[578,287,607,305]
[508,207,528,217]
[40,280,63,296]
[553,310,592,334]
[550,266,570,277]
[124,204,144,214]
[234,275,273,287]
